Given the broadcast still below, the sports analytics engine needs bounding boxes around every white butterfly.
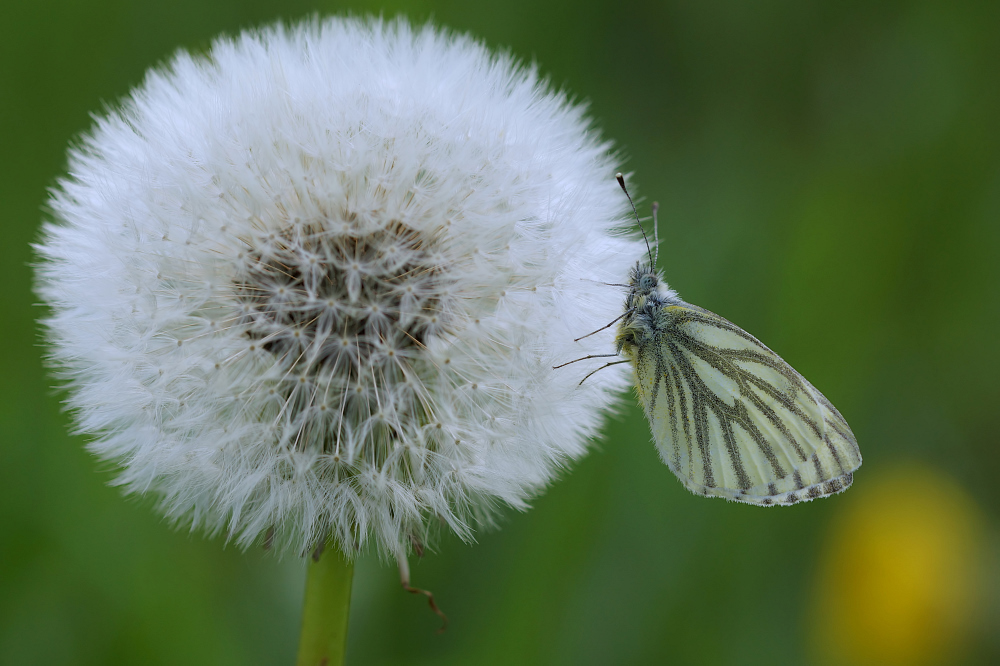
[565,175,861,505]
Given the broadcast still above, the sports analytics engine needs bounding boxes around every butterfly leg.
[579,359,631,386]
[552,353,620,369]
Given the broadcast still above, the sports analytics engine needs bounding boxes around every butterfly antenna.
[616,173,652,266]
[652,201,660,266]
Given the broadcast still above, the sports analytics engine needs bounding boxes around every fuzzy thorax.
[615,263,679,357]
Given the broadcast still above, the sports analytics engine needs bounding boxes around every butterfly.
[561,174,861,505]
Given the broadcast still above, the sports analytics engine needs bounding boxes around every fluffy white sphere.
[36,17,643,558]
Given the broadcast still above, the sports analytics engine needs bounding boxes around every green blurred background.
[3,1,998,664]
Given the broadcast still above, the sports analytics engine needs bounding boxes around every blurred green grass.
[2,1,998,664]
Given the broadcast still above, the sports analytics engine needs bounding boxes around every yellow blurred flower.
[809,464,987,666]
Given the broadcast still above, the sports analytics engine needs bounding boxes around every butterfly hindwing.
[633,302,861,505]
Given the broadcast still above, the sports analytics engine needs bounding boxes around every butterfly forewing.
[635,303,861,505]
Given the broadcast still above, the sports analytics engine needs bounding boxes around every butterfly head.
[632,263,659,294]
[625,262,676,306]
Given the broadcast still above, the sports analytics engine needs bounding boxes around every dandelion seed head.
[35,16,644,558]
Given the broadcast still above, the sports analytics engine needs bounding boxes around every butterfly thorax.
[615,262,679,358]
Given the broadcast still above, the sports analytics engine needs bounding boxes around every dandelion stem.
[296,542,354,666]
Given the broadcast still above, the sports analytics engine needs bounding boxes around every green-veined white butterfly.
[563,174,861,505]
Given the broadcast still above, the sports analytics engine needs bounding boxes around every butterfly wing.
[632,303,861,505]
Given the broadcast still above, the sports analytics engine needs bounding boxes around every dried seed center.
[232,220,447,460]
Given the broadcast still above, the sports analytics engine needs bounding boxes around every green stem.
[296,542,355,666]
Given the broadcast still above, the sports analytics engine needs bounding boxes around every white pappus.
[34,17,646,559]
